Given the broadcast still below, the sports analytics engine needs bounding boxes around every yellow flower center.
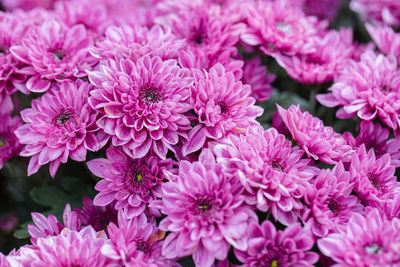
[271,260,278,267]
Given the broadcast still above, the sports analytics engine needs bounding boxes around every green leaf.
[13,222,30,239]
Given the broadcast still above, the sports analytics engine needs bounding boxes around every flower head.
[15,80,104,177]
[235,221,318,266]
[154,149,257,267]
[214,126,318,225]
[350,0,400,26]
[89,55,192,159]
[277,104,353,164]
[318,208,400,266]
[0,113,22,169]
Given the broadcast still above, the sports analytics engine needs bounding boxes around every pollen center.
[55,111,75,125]
[52,49,65,61]
[328,199,340,216]
[367,173,382,191]
[140,85,162,103]
[270,160,284,172]
[217,101,229,114]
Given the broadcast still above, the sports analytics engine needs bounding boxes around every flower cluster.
[1,0,400,266]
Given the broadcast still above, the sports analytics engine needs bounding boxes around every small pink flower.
[277,104,353,164]
[366,23,400,58]
[350,0,400,26]
[0,113,22,169]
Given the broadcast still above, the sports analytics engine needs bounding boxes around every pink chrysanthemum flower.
[101,212,179,266]
[318,208,400,266]
[159,4,244,68]
[214,126,318,225]
[87,148,173,218]
[15,80,105,177]
[8,227,112,267]
[344,121,400,167]
[242,57,275,102]
[317,51,400,131]
[303,162,364,237]
[90,24,184,61]
[350,0,400,26]
[153,149,257,267]
[277,104,353,164]
[88,55,192,159]
[235,221,318,266]
[74,197,117,232]
[299,0,342,23]
[27,204,81,245]
[241,1,327,56]
[274,28,355,84]
[10,19,95,93]
[350,145,399,206]
[365,23,400,59]
[182,63,262,156]
[0,113,22,169]
[1,0,57,11]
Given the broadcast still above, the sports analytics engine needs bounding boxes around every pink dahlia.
[273,28,355,84]
[235,221,318,266]
[101,212,178,266]
[317,51,400,131]
[350,0,400,26]
[159,4,244,68]
[154,149,257,267]
[10,19,94,93]
[303,162,364,237]
[242,57,276,102]
[182,63,262,156]
[88,55,192,159]
[214,126,318,225]
[87,147,173,218]
[241,1,327,56]
[90,24,184,61]
[0,113,22,169]
[343,121,400,167]
[318,208,400,266]
[15,80,104,177]
[350,145,399,206]
[27,204,81,245]
[366,23,400,58]
[277,104,353,164]
[74,197,117,232]
[8,227,112,267]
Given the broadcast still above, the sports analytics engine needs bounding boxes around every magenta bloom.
[300,0,342,23]
[10,19,94,93]
[277,104,353,164]
[350,0,400,26]
[0,215,18,233]
[318,208,400,266]
[350,145,399,206]
[274,28,354,84]
[154,149,257,267]
[1,0,56,10]
[0,113,22,169]
[8,227,112,267]
[182,63,262,156]
[366,23,400,59]
[242,57,275,102]
[27,204,81,245]
[344,121,400,167]
[74,197,117,232]
[214,126,318,225]
[15,80,104,177]
[88,55,192,159]
[101,212,179,266]
[303,162,364,237]
[241,1,327,56]
[87,148,173,218]
[90,24,184,61]
[235,221,318,266]
[317,51,400,131]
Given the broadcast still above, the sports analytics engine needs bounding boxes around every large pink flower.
[10,19,95,93]
[182,63,262,156]
[214,126,318,225]
[101,212,179,266]
[350,0,400,26]
[350,145,399,206]
[241,0,327,56]
[154,149,257,267]
[303,162,364,237]
[366,23,400,59]
[88,55,192,159]
[235,221,318,266]
[87,148,173,218]
[317,51,400,131]
[277,104,353,164]
[318,208,400,266]
[15,80,105,177]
